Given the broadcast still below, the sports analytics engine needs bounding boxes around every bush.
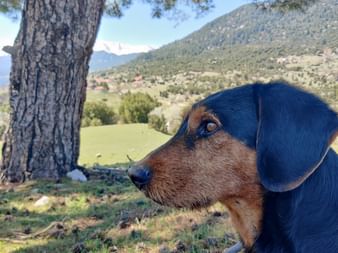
[0,124,6,138]
[98,82,109,91]
[148,114,168,134]
[119,92,160,123]
[90,118,103,126]
[82,102,117,127]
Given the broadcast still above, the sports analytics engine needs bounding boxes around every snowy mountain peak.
[93,40,156,55]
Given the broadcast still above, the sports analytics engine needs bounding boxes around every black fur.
[199,82,338,253]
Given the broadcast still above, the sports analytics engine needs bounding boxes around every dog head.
[128,82,338,207]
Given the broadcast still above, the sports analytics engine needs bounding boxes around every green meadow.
[0,123,337,253]
[79,124,170,166]
[0,124,338,165]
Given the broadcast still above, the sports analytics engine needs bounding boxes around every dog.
[128,82,338,253]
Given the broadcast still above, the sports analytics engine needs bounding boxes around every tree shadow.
[1,176,239,253]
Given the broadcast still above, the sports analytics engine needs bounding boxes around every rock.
[71,225,80,235]
[175,240,186,252]
[109,245,118,253]
[136,242,147,251]
[34,196,50,206]
[23,227,32,234]
[0,198,8,204]
[4,215,13,222]
[48,228,65,239]
[6,188,14,193]
[191,223,199,231]
[159,244,170,253]
[23,208,30,216]
[67,169,87,182]
[72,242,88,253]
[90,229,105,240]
[130,229,142,239]
[103,237,114,247]
[204,237,219,248]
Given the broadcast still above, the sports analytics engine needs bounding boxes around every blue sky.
[0,0,248,53]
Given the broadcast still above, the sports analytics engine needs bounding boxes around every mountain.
[93,40,155,55]
[89,51,141,72]
[124,0,338,75]
[0,41,154,85]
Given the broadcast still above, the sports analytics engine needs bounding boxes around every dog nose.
[128,165,152,189]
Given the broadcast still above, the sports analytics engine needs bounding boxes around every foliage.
[0,0,21,15]
[104,0,215,19]
[119,92,160,123]
[0,0,319,18]
[148,114,168,134]
[255,0,317,11]
[0,125,5,138]
[98,81,109,91]
[126,0,337,77]
[82,101,117,127]
[0,104,9,113]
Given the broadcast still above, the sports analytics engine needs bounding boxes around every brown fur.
[329,131,338,146]
[136,106,263,248]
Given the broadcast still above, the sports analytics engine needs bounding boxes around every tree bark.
[0,0,105,182]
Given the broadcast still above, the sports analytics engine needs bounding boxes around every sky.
[0,0,248,55]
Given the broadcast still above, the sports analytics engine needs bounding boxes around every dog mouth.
[144,187,213,209]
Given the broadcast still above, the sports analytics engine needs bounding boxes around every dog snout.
[128,165,152,189]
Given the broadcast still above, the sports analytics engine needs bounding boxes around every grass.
[1,125,338,166]
[79,124,170,166]
[86,91,121,110]
[0,124,337,253]
[0,178,237,253]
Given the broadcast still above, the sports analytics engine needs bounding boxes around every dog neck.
[221,184,263,249]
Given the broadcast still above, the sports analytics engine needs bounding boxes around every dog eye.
[197,120,219,138]
[206,122,217,132]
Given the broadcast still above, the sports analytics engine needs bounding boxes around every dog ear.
[255,83,338,192]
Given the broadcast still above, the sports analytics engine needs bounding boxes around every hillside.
[0,51,144,86]
[89,51,141,72]
[99,0,336,113]
[125,0,338,74]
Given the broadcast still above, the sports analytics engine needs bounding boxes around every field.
[0,178,237,253]
[0,124,239,253]
[86,91,121,110]
[79,124,170,166]
[1,124,337,165]
[0,123,338,253]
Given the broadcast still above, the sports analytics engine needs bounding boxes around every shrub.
[0,124,6,138]
[119,92,160,123]
[148,114,168,134]
[82,101,117,127]
[90,118,103,126]
[81,117,91,128]
[98,82,109,91]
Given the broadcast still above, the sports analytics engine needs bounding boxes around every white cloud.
[93,40,157,55]
[0,39,157,57]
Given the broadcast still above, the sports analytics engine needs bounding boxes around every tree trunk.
[0,0,105,183]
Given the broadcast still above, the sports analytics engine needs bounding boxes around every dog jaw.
[137,106,264,248]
